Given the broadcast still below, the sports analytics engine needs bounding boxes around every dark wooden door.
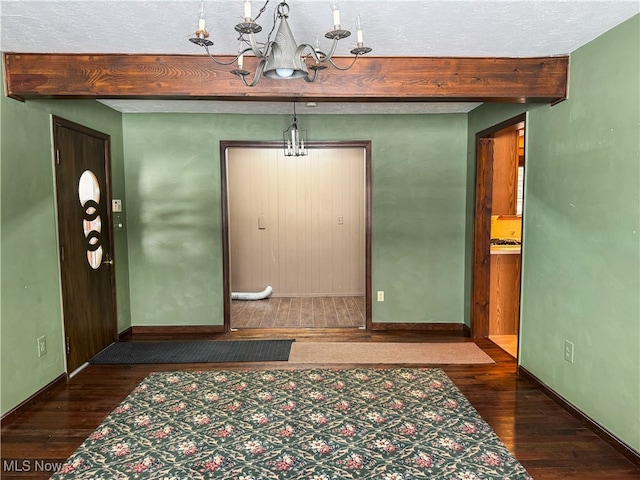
[53,117,117,373]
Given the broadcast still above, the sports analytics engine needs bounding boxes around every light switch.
[112,199,122,212]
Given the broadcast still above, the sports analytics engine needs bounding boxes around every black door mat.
[89,339,294,364]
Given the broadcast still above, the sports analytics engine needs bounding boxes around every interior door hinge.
[56,149,60,165]
[60,245,65,262]
[66,336,70,355]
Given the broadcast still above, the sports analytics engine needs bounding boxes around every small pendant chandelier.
[283,104,307,157]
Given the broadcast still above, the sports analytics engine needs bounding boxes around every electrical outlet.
[37,335,47,357]
[377,291,384,302]
[564,340,574,364]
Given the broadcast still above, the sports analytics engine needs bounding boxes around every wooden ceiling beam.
[3,53,568,103]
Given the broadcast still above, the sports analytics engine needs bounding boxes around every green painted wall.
[468,15,640,451]
[123,113,468,326]
[1,66,131,415]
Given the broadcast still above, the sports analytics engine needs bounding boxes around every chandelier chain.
[253,0,271,22]
[264,3,280,47]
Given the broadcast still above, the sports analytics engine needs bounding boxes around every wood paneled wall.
[227,148,365,296]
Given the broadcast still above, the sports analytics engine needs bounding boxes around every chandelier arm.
[203,44,243,66]
[242,59,268,87]
[240,36,267,51]
[234,73,250,87]
[234,72,254,88]
[298,44,322,64]
[303,68,319,83]
[309,49,329,65]
[318,37,341,64]
[326,54,361,71]
[246,31,269,58]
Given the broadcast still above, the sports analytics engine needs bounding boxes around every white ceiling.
[1,0,638,114]
[95,100,483,115]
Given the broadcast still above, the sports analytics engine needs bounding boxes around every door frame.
[471,114,525,338]
[52,115,118,372]
[220,141,372,332]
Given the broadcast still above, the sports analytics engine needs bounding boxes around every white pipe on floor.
[231,285,273,301]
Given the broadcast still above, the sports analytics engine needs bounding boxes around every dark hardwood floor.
[1,330,638,479]
[231,296,366,328]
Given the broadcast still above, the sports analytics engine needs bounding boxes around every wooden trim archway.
[220,141,372,332]
[471,113,526,338]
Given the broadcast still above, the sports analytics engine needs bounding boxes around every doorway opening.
[220,141,372,332]
[471,115,525,359]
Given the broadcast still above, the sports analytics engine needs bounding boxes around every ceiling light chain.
[189,0,372,87]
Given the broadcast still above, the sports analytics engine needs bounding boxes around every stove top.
[490,238,521,245]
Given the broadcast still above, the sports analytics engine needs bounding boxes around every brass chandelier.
[189,0,372,87]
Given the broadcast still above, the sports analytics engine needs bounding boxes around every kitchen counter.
[491,245,521,255]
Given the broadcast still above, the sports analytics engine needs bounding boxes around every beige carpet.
[288,342,495,364]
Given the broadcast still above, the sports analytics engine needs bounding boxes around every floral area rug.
[50,368,532,479]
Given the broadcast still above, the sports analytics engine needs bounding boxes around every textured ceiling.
[1,0,638,114]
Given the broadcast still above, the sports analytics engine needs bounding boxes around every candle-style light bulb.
[291,127,296,150]
[244,0,252,20]
[198,2,206,31]
[314,34,321,52]
[237,41,244,69]
[329,0,341,28]
[355,14,364,44]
